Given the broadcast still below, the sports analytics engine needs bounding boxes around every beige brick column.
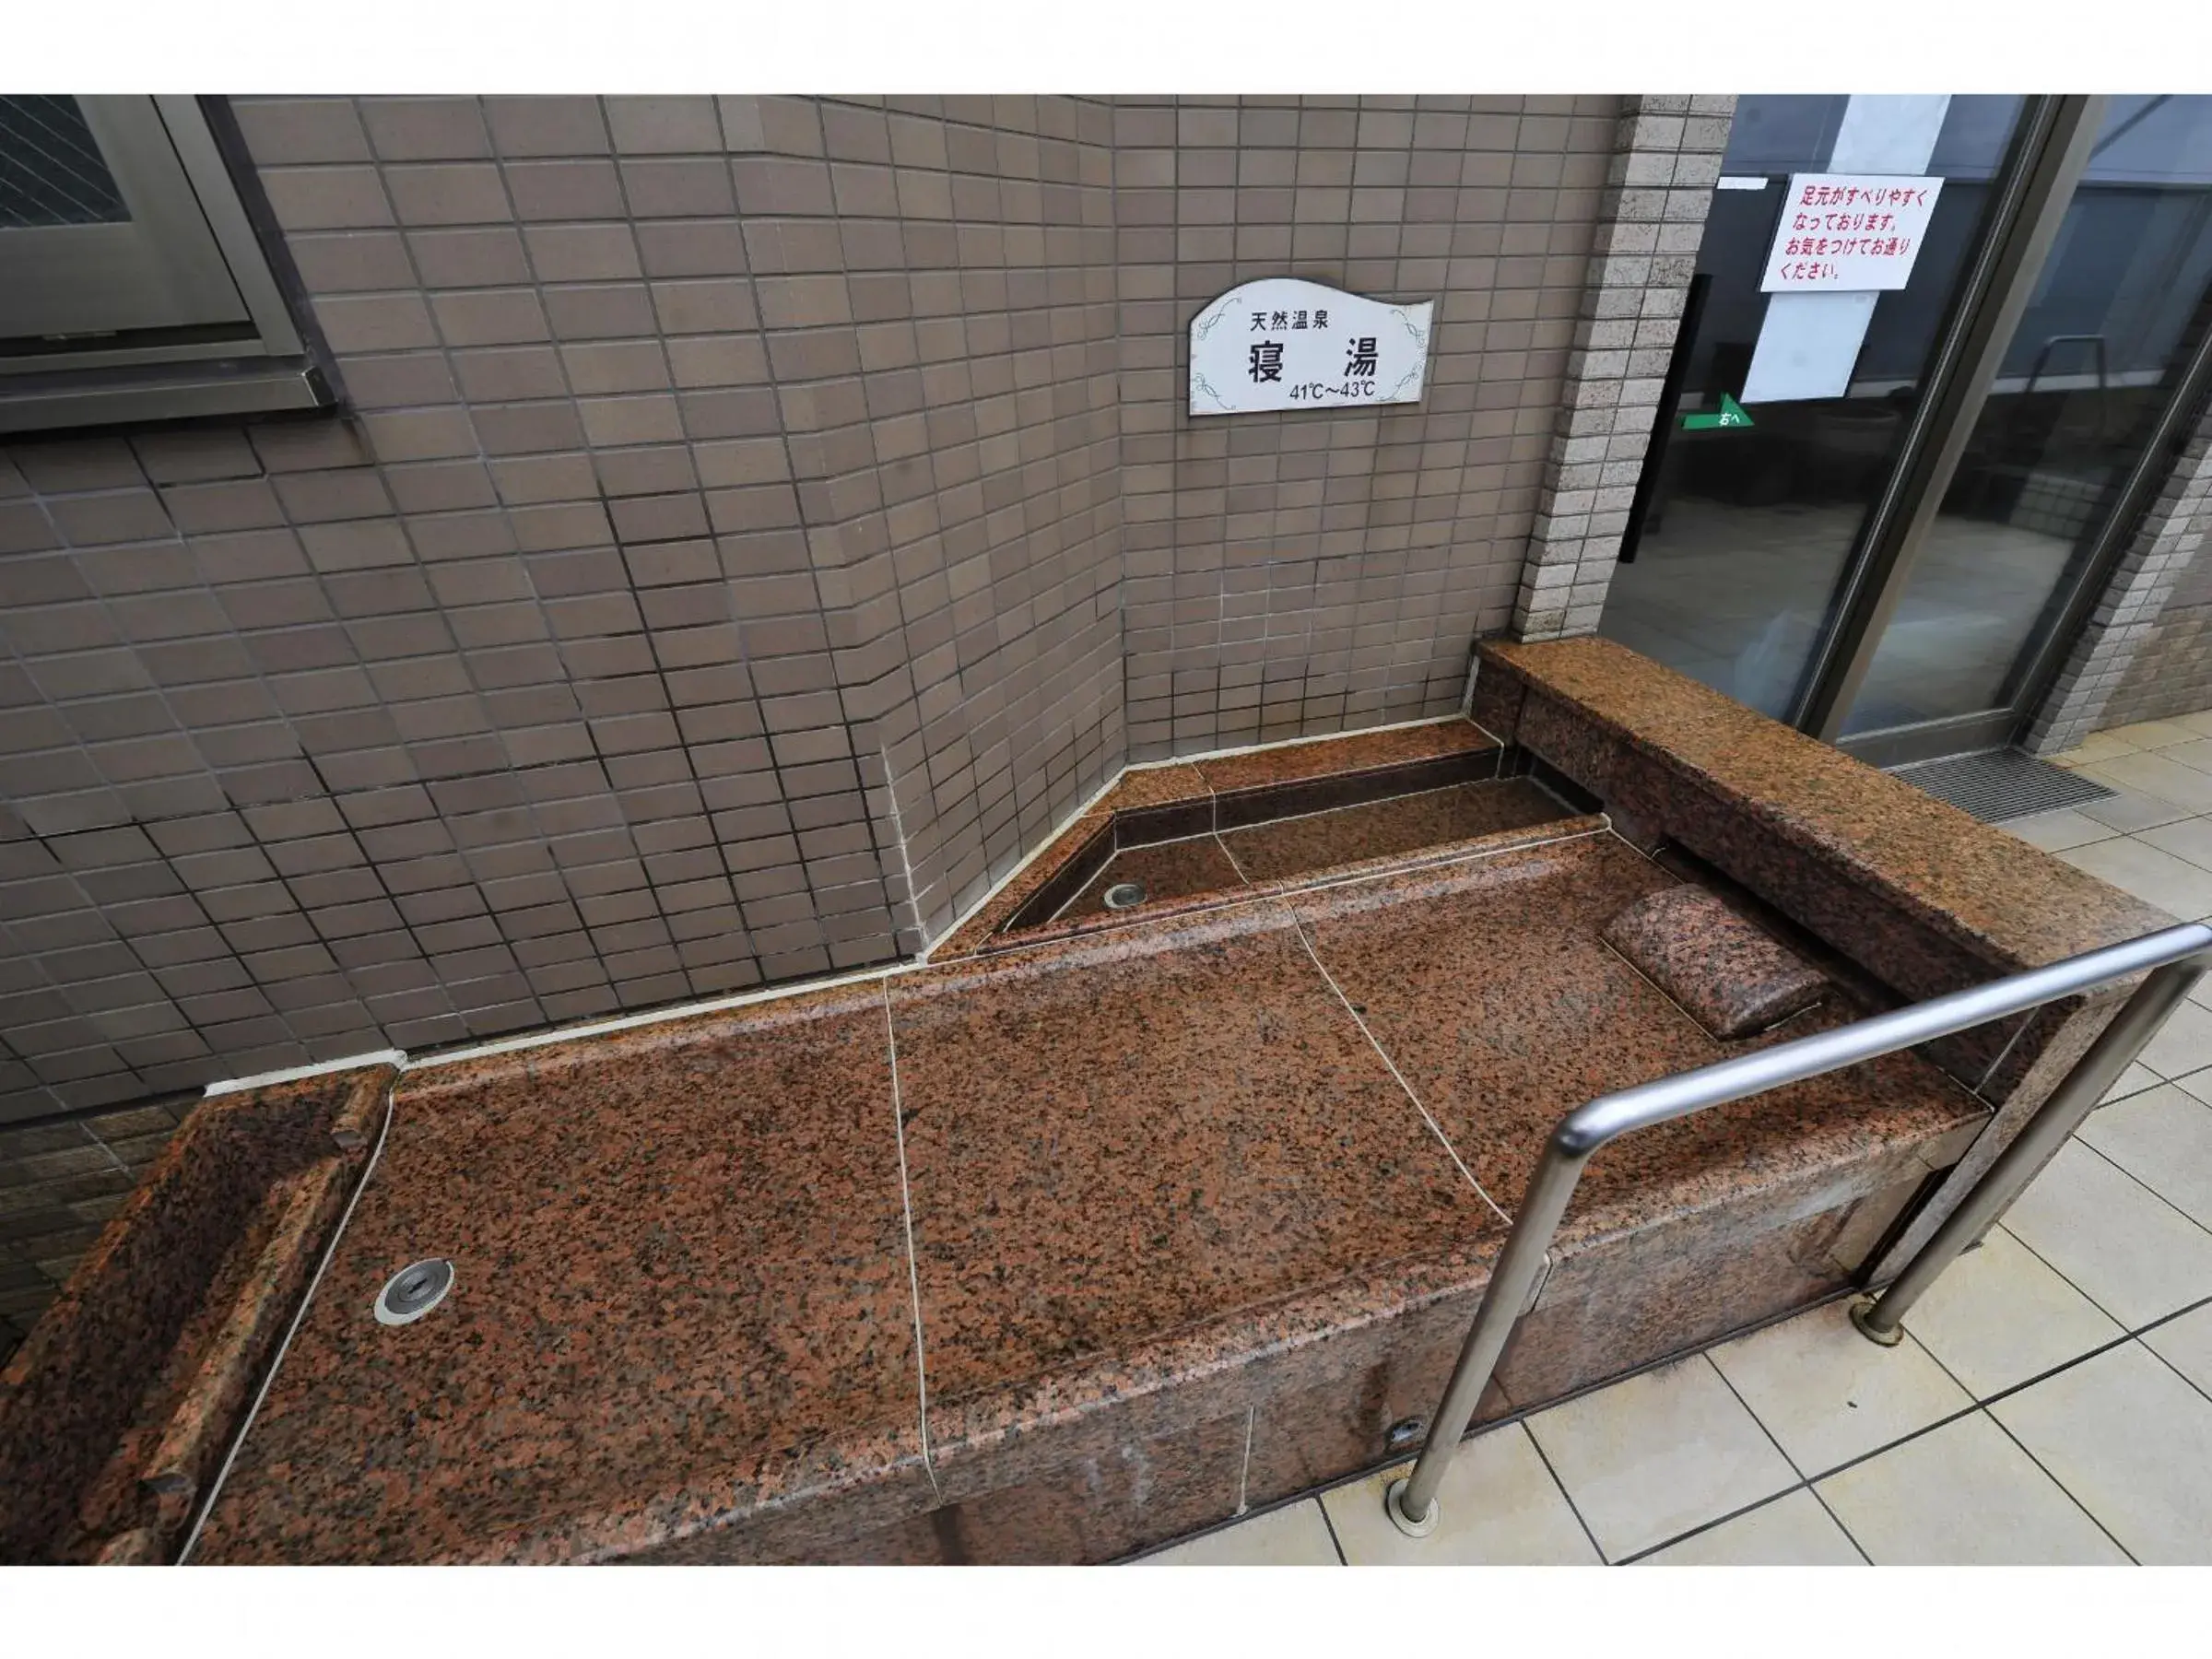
[1512,96,1735,641]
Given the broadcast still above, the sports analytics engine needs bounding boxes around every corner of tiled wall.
[2026,418,2212,749]
[3,94,1747,1277]
[1512,95,1734,641]
[1117,95,1626,768]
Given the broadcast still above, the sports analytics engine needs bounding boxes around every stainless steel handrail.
[1385,920,2212,1537]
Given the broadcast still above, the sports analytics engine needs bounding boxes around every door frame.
[1790,96,2109,746]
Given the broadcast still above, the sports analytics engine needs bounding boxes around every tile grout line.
[1972,1399,2141,1563]
[2136,1328,2212,1411]
[879,982,941,1503]
[1514,1419,1609,1564]
[1312,1493,1350,1566]
[1691,1350,1873,1564]
[1285,913,1513,1227]
[2074,1106,2212,1247]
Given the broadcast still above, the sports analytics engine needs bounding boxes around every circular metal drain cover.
[1101,880,1148,911]
[375,1258,454,1325]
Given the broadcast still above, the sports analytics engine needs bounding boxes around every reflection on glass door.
[1600,95,2024,717]
[1840,96,2212,737]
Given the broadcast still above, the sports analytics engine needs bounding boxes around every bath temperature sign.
[1189,278,1434,416]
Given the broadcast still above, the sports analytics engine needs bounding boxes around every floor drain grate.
[375,1258,454,1325]
[1886,748,2113,824]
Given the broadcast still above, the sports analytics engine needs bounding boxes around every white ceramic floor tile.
[1708,1299,1972,1477]
[1893,1225,2124,1398]
[2078,1084,2212,1229]
[2193,975,2212,1010]
[1141,1500,1340,1565]
[2153,737,2212,776]
[1991,1340,2212,1564]
[1638,1488,1864,1566]
[2098,753,2212,815]
[2002,1140,2212,1328]
[2136,815,2212,873]
[1318,1424,1598,1565]
[2141,1301,2212,1396]
[2058,837,2212,921]
[2105,720,2204,753]
[1815,1411,2126,1564]
[2054,731,2147,768]
[2006,809,2122,853]
[1523,1356,1796,1562]
[2138,999,2212,1079]
[2102,1061,2161,1104]
[2073,782,2194,834]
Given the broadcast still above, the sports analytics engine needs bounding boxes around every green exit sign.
[1683,394,1753,430]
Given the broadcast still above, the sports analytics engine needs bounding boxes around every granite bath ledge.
[182,825,1990,1565]
[1476,637,2179,970]
[7,644,2172,1566]
[0,1065,393,1564]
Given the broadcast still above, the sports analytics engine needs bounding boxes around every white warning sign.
[1760,173,1944,293]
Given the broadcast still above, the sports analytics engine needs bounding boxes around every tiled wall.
[2,94,1627,1130]
[2099,559,2212,730]
[1513,97,1733,640]
[2029,416,2212,748]
[1,99,1634,1350]
[1114,96,1618,758]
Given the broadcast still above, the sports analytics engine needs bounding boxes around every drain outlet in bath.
[375,1258,454,1325]
[1102,880,1148,911]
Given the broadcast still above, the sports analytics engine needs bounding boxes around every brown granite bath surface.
[0,1065,390,1564]
[189,983,925,1566]
[1057,834,1248,921]
[1219,777,1572,887]
[1288,834,1989,1255]
[886,901,1506,1436]
[1194,718,1496,794]
[1479,638,2177,969]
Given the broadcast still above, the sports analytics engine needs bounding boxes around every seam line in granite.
[880,982,942,1502]
[1971,1009,2036,1099]
[177,1080,396,1563]
[1234,1405,1254,1516]
[1282,910,1514,1228]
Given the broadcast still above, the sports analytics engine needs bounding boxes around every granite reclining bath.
[0,640,2177,1565]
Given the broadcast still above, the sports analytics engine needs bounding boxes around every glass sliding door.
[1599,94,2025,717]
[1839,95,2212,742]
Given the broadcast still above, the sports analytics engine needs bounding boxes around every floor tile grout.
[1975,1402,2141,1564]
[1312,1495,1349,1566]
[1517,1414,1610,1563]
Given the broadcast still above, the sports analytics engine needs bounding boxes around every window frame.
[0,95,335,434]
